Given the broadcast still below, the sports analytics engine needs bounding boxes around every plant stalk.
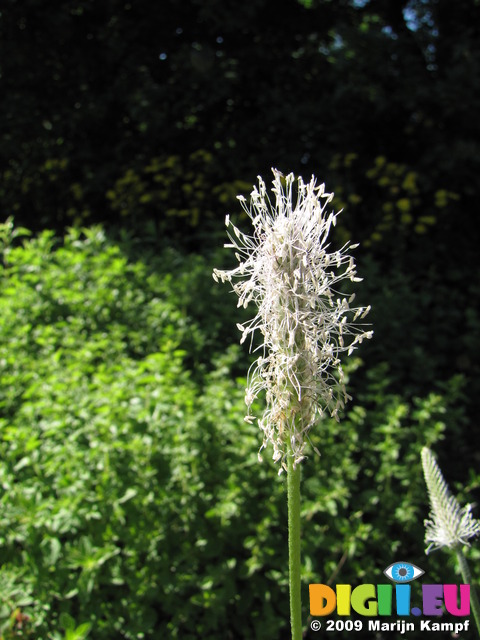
[287,444,302,640]
[455,546,480,637]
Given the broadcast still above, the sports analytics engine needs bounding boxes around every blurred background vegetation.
[0,0,479,638]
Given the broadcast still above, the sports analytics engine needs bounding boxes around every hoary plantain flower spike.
[422,447,480,554]
[213,169,373,472]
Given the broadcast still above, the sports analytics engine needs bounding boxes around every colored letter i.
[395,584,411,615]
[377,585,392,616]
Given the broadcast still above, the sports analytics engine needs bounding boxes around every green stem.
[455,546,480,637]
[287,445,302,640]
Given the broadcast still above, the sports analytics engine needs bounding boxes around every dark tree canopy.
[1,0,479,239]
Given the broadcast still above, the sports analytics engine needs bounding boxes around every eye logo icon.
[384,561,425,583]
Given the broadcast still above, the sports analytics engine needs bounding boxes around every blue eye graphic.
[383,561,424,583]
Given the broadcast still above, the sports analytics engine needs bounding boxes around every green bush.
[0,224,474,639]
[0,224,289,639]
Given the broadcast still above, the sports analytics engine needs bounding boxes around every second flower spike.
[422,446,480,553]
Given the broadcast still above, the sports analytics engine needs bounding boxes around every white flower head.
[213,169,373,472]
[422,447,480,554]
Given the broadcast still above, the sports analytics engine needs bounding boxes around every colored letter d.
[309,584,336,616]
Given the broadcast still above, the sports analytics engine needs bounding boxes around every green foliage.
[0,226,274,638]
[53,613,92,640]
[0,226,475,639]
